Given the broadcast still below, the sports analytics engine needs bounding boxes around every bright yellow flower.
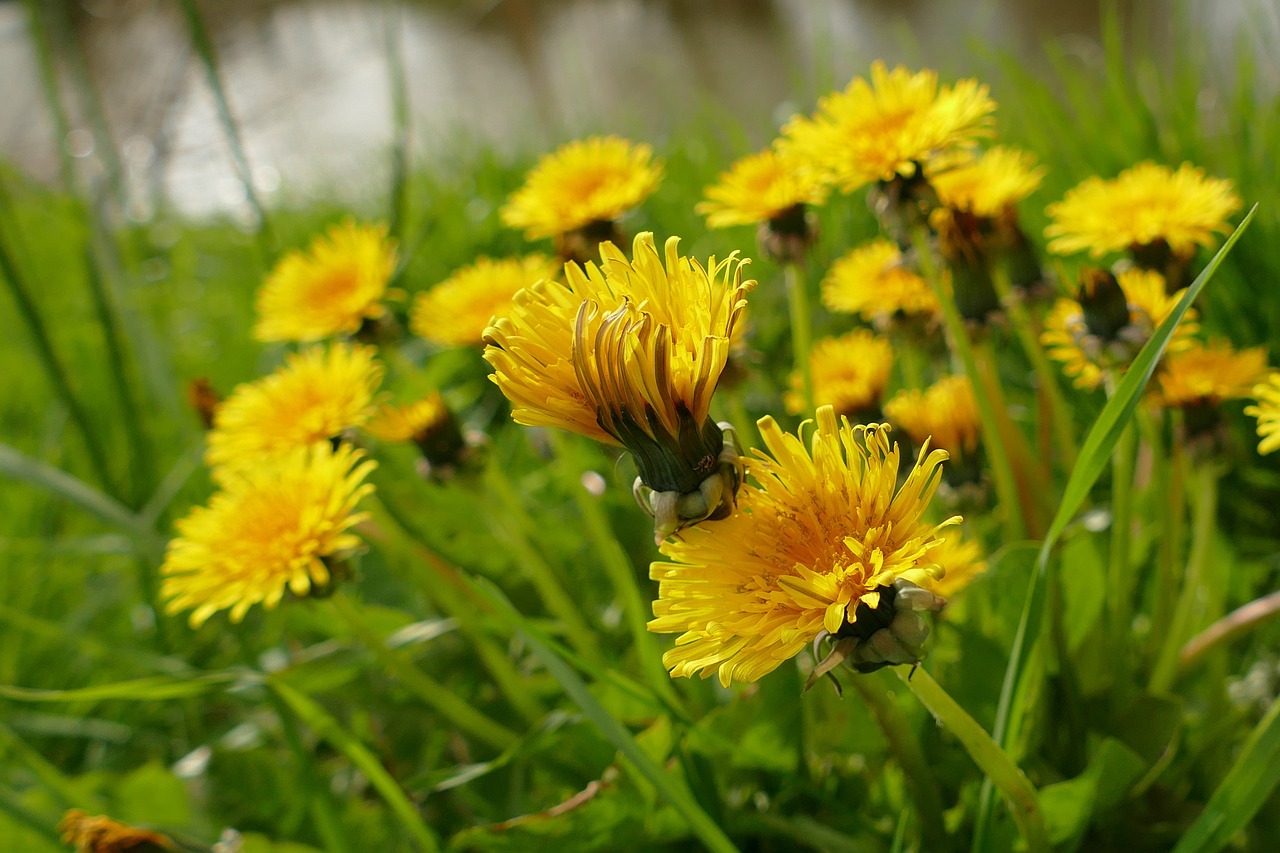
[254,221,398,342]
[1150,340,1271,409]
[884,376,981,461]
[697,148,828,228]
[411,255,560,347]
[1045,162,1241,258]
[501,136,663,240]
[162,443,376,627]
[1245,373,1280,455]
[778,62,995,193]
[925,528,987,599]
[787,330,894,419]
[822,238,940,322]
[1042,269,1199,390]
[649,407,956,686]
[58,809,176,853]
[366,394,452,443]
[930,146,1044,217]
[205,342,383,480]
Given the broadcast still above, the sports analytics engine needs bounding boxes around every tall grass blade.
[0,672,238,703]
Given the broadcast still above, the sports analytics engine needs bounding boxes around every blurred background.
[2,0,1277,220]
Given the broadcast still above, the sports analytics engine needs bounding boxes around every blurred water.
[1,0,1276,219]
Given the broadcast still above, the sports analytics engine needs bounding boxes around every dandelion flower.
[162,443,376,627]
[778,62,995,194]
[254,221,398,342]
[787,330,894,420]
[884,376,981,461]
[925,528,987,599]
[1151,340,1271,409]
[822,239,940,324]
[411,255,560,347]
[1042,268,1198,390]
[501,136,663,241]
[1045,162,1240,259]
[697,148,828,228]
[58,809,176,853]
[205,342,382,480]
[931,146,1044,218]
[366,393,469,473]
[485,232,753,538]
[1245,373,1280,455]
[649,407,955,686]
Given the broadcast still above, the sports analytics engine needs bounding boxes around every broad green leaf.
[1039,739,1146,848]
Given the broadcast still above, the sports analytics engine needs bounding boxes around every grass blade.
[972,205,1257,849]
[0,673,238,703]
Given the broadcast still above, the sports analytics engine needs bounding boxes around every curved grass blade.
[0,673,239,703]
[269,679,441,852]
[972,205,1257,850]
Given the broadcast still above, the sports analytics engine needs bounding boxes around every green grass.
[4,5,1280,852]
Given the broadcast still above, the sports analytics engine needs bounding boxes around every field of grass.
[3,4,1280,852]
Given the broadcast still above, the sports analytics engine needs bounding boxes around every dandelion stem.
[896,666,1050,853]
[784,262,814,412]
[1145,410,1184,663]
[328,592,520,752]
[1104,373,1137,673]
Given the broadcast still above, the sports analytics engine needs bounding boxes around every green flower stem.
[1150,461,1222,694]
[483,455,607,669]
[1104,374,1137,671]
[895,666,1050,853]
[896,335,929,390]
[974,339,1047,538]
[910,227,1025,541]
[784,262,814,413]
[852,673,948,851]
[547,432,686,713]
[1144,411,1184,663]
[267,690,354,852]
[328,592,520,752]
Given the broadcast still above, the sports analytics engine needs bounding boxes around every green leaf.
[1173,694,1280,853]
[1039,739,1146,847]
[112,762,192,829]
[973,206,1257,850]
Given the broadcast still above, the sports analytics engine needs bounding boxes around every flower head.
[162,443,376,627]
[649,407,955,686]
[254,221,398,342]
[1246,374,1280,455]
[787,330,894,420]
[58,810,176,853]
[1150,340,1271,409]
[778,62,995,193]
[411,255,560,347]
[205,342,382,480]
[925,528,987,599]
[501,136,663,240]
[930,146,1044,218]
[1042,268,1199,390]
[366,393,469,474]
[822,239,940,325]
[697,148,828,228]
[884,375,981,462]
[1045,162,1241,259]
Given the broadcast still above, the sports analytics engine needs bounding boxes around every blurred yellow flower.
[925,528,987,599]
[254,221,398,342]
[501,136,663,240]
[1045,162,1241,258]
[779,62,995,193]
[649,407,955,686]
[411,255,560,347]
[58,809,176,853]
[205,342,382,480]
[697,148,828,228]
[162,443,376,627]
[787,329,893,419]
[931,145,1044,217]
[1151,340,1271,409]
[1245,373,1280,455]
[1042,269,1198,390]
[822,238,940,323]
[884,375,981,461]
[366,393,452,443]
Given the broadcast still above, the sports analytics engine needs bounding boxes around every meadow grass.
[2,5,1280,852]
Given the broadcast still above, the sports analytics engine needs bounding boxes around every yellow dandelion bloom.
[649,407,955,686]
[1045,162,1241,258]
[1245,374,1280,455]
[1151,340,1271,409]
[697,148,828,228]
[205,342,383,480]
[778,61,995,193]
[822,238,940,322]
[931,145,1044,218]
[1042,269,1199,390]
[254,221,398,342]
[366,394,451,443]
[925,528,987,599]
[787,330,894,419]
[501,136,663,240]
[162,443,376,627]
[58,810,176,853]
[411,255,560,348]
[884,375,981,460]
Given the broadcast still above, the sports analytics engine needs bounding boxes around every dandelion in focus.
[411,255,560,348]
[788,329,893,421]
[162,443,376,627]
[254,221,398,342]
[649,407,955,686]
